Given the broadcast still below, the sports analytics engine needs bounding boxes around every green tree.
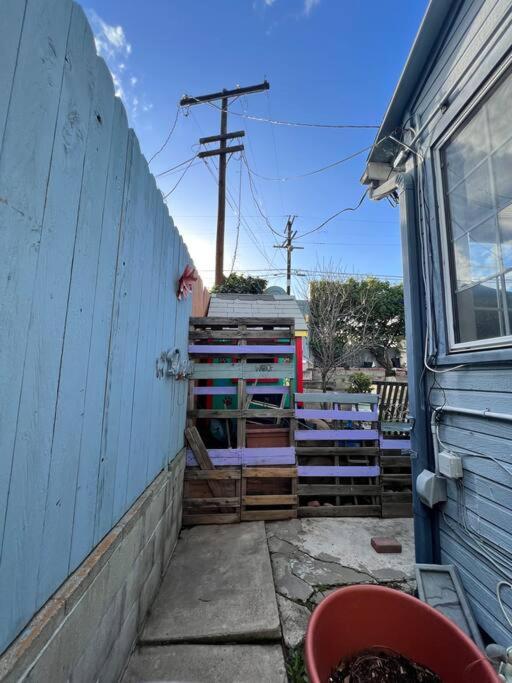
[356,278,405,372]
[308,276,377,392]
[306,274,405,390]
[211,273,268,294]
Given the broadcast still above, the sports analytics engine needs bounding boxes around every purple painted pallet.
[294,429,379,441]
[193,386,237,395]
[298,465,380,477]
[187,446,296,467]
[296,408,377,421]
[188,344,295,354]
[247,385,289,395]
[379,436,411,450]
[193,385,288,396]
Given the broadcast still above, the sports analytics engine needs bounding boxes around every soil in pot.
[329,647,442,682]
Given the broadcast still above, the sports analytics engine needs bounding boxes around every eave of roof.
[364,0,456,173]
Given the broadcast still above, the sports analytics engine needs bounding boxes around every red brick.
[371,536,402,553]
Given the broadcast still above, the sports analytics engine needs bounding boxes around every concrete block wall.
[0,452,185,683]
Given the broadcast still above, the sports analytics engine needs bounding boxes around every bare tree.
[301,265,379,392]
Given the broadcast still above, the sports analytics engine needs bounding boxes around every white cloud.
[303,0,320,14]
[257,0,320,18]
[87,9,153,120]
[88,10,131,58]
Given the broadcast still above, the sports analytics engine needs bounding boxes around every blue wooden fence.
[0,0,192,652]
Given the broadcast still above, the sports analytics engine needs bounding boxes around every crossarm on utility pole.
[197,144,244,159]
[180,81,269,107]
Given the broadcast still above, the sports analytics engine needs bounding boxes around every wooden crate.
[295,392,381,517]
[187,317,296,450]
[241,466,298,521]
[182,468,241,525]
[381,452,413,518]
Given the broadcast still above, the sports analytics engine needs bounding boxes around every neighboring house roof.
[363,0,455,171]
[207,293,308,334]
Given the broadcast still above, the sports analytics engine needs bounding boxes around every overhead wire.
[200,156,275,269]
[155,155,198,178]
[243,153,283,237]
[162,157,196,200]
[148,106,180,164]
[184,96,380,129]
[295,189,369,240]
[243,144,373,182]
[229,156,243,274]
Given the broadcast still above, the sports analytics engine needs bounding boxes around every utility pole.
[180,81,269,287]
[274,215,303,295]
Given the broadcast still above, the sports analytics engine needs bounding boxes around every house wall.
[0,0,192,653]
[400,0,512,645]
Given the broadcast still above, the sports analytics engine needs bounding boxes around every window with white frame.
[440,69,512,349]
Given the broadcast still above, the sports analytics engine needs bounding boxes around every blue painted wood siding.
[0,0,193,652]
[398,0,512,646]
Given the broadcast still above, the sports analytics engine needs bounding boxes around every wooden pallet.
[187,317,296,449]
[182,468,241,525]
[381,451,413,518]
[184,318,298,524]
[294,392,381,517]
[241,466,298,521]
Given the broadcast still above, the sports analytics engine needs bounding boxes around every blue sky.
[86,0,428,290]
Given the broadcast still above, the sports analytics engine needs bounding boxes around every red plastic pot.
[305,585,498,683]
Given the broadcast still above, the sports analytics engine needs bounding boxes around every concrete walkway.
[123,522,287,682]
[122,517,415,682]
[267,517,415,649]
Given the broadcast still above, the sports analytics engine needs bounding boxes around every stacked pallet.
[295,392,381,517]
[183,317,298,524]
[380,423,413,518]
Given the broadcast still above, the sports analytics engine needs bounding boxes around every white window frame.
[434,57,512,353]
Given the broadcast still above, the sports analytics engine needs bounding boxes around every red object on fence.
[177,264,198,300]
[305,585,498,683]
[295,336,303,395]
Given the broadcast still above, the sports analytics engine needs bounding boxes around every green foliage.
[308,276,404,378]
[356,278,405,370]
[211,272,268,294]
[347,371,373,393]
[286,646,307,683]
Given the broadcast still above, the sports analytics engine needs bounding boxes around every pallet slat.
[295,429,379,441]
[188,344,295,354]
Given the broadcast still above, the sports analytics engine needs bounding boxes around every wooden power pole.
[180,81,269,287]
[274,215,302,295]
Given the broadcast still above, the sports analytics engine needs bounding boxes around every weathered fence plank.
[38,41,116,597]
[0,0,76,650]
[0,2,196,652]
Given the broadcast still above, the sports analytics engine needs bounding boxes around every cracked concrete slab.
[276,596,311,649]
[267,518,415,648]
[122,644,287,683]
[141,522,281,643]
[267,517,415,582]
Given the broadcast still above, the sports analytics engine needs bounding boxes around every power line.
[155,155,197,178]
[243,156,282,237]
[185,97,380,129]
[230,156,243,274]
[148,107,180,164]
[201,156,275,269]
[181,81,269,286]
[162,157,196,200]
[200,266,403,280]
[242,145,372,182]
[295,189,369,239]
